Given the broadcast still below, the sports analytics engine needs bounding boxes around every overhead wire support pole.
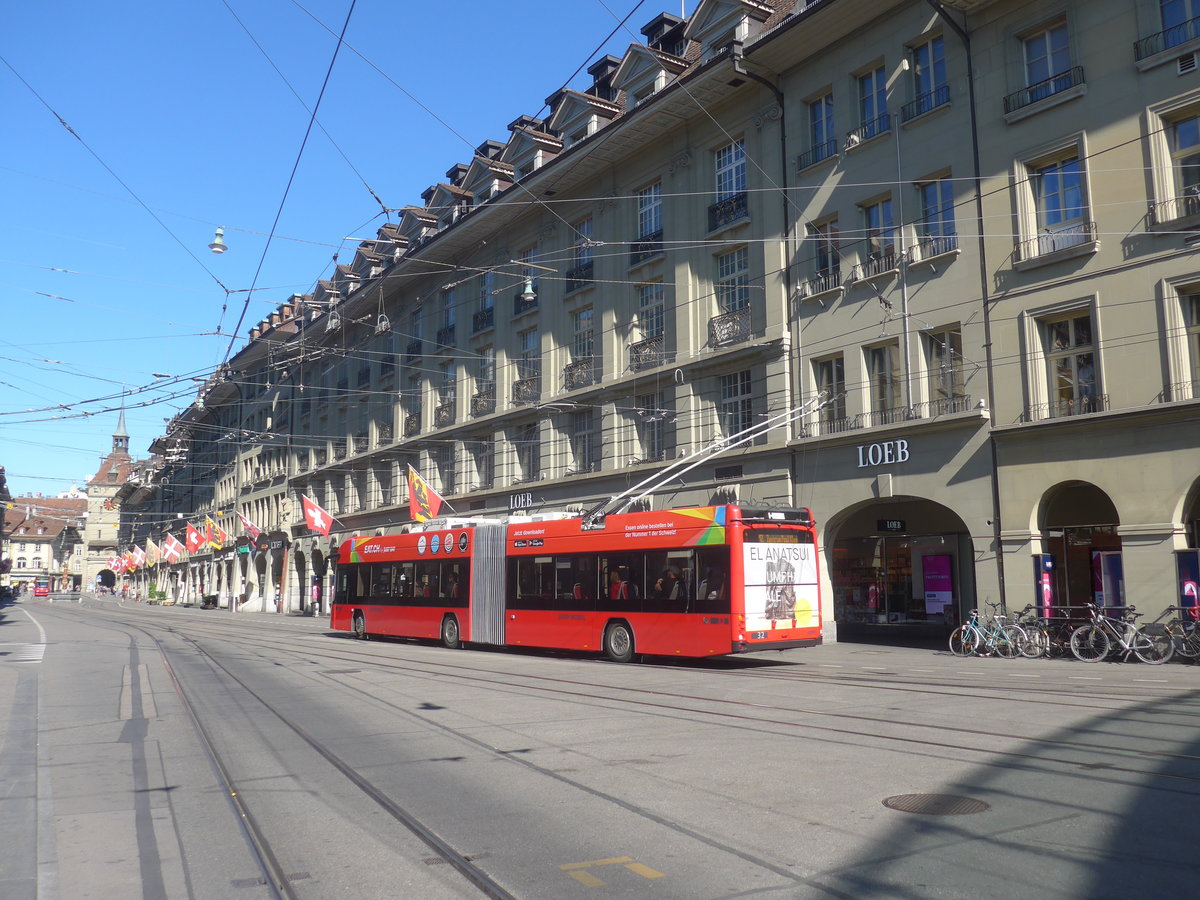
[581,392,830,530]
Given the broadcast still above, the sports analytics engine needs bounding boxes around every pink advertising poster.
[923,554,953,614]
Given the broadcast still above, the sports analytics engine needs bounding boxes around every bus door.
[469,520,506,645]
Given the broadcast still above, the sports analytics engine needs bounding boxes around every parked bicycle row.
[948,602,1197,664]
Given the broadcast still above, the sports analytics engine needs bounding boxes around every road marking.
[818,664,843,668]
[1008,674,1040,678]
[1133,679,1169,683]
[0,643,46,663]
[17,607,47,644]
[559,857,665,887]
[1069,676,1102,680]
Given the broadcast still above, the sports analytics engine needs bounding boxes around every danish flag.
[162,534,185,563]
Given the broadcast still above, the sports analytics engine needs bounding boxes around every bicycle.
[1069,603,1174,664]
[1013,604,1087,659]
[1151,606,1200,661]
[949,605,1025,658]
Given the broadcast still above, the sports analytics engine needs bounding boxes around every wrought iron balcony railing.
[1023,393,1108,422]
[900,83,951,122]
[1162,379,1199,402]
[798,269,841,297]
[513,288,538,317]
[628,335,666,372]
[375,424,393,447]
[562,357,598,390]
[630,230,664,265]
[470,386,496,417]
[1016,221,1097,262]
[434,400,455,428]
[846,113,891,145]
[353,434,368,454]
[565,260,594,292]
[314,449,328,466]
[472,306,495,333]
[851,248,899,280]
[333,440,347,461]
[856,405,911,428]
[707,305,752,348]
[910,233,959,262]
[1148,191,1200,226]
[797,139,837,171]
[512,375,541,403]
[404,340,422,366]
[911,395,972,418]
[707,191,749,231]
[1003,66,1084,114]
[1135,14,1200,60]
[403,412,420,437]
[436,324,456,348]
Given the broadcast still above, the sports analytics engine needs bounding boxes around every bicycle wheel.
[949,625,979,657]
[995,624,1025,659]
[1020,625,1050,659]
[1131,625,1174,665]
[1170,623,1200,659]
[1070,624,1110,662]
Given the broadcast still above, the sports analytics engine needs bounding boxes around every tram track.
[83,603,1200,792]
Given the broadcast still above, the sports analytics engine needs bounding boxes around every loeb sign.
[856,438,910,468]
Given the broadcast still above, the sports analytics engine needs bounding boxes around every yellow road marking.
[624,863,665,879]
[560,858,633,871]
[567,871,606,887]
[559,857,665,887]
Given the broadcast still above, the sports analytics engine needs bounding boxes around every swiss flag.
[185,522,205,553]
[162,534,185,563]
[301,494,333,536]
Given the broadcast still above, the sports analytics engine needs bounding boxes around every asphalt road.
[2,591,1199,899]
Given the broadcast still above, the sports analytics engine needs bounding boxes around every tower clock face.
[103,498,116,510]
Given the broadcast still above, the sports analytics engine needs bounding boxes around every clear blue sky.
[2,0,688,498]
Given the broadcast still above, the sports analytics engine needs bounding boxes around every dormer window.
[684,0,771,62]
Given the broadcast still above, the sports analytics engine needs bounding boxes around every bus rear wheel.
[440,615,461,649]
[604,622,635,663]
[352,613,367,640]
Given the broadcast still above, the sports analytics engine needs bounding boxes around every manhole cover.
[882,793,990,816]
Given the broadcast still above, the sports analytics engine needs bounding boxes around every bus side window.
[695,549,730,614]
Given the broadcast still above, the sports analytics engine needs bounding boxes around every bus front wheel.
[604,622,635,663]
[440,615,461,649]
[352,612,367,640]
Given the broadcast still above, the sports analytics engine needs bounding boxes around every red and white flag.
[301,494,333,536]
[237,512,262,541]
[107,555,121,571]
[162,534,185,563]
[131,545,146,569]
[185,522,205,553]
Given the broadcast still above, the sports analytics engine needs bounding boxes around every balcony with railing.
[434,399,455,428]
[565,260,594,293]
[436,324,456,348]
[797,139,837,172]
[472,306,495,333]
[333,440,347,461]
[797,268,841,299]
[900,83,951,122]
[513,287,538,317]
[562,357,598,391]
[707,305,752,348]
[1023,393,1109,422]
[375,424,393,447]
[1003,66,1084,116]
[850,248,899,281]
[403,412,421,437]
[404,340,422,366]
[512,374,541,404]
[470,385,496,417]
[1148,189,1200,227]
[910,232,959,263]
[353,434,368,454]
[845,113,891,146]
[630,230,664,265]
[856,406,911,428]
[911,395,972,418]
[1162,379,1199,402]
[1015,221,1098,265]
[628,335,666,372]
[314,448,328,466]
[707,191,749,231]
[1135,14,1200,61]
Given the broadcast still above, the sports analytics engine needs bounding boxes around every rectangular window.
[717,247,750,311]
[866,342,903,418]
[916,178,956,258]
[478,272,494,311]
[814,356,847,431]
[913,35,946,98]
[471,437,494,489]
[810,92,835,149]
[715,139,746,201]
[438,361,456,404]
[1024,22,1070,86]
[925,328,965,414]
[637,182,662,239]
[1044,313,1097,416]
[1163,0,1200,32]
[639,283,665,338]
[571,307,594,360]
[1034,156,1085,230]
[1184,290,1200,389]
[573,218,593,267]
[518,328,540,378]
[436,444,455,495]
[1172,115,1200,200]
[719,370,754,437]
[809,219,840,276]
[477,346,495,390]
[516,422,540,481]
[858,67,888,134]
[636,392,667,462]
[570,409,596,472]
[864,197,896,259]
[441,288,456,329]
[404,374,422,417]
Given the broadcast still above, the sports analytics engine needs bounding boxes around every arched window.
[17,557,27,568]
[32,558,42,569]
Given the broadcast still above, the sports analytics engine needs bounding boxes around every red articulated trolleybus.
[331,505,822,661]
